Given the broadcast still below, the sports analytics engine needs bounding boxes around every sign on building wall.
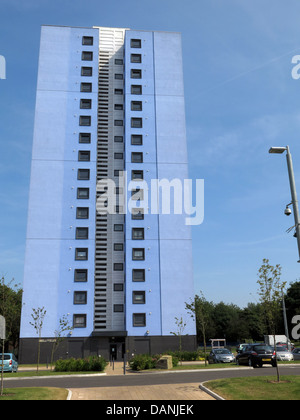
[0,315,5,340]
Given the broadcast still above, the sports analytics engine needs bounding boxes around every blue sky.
[0,0,300,307]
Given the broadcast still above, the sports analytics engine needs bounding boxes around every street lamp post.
[269,146,300,262]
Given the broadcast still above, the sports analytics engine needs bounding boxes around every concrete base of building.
[18,335,197,364]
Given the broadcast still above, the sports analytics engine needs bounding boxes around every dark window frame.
[73,314,87,328]
[133,291,146,304]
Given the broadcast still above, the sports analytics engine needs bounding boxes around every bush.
[129,354,156,371]
[129,354,179,371]
[54,356,108,372]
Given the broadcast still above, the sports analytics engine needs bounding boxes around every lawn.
[204,376,300,400]
[0,387,69,400]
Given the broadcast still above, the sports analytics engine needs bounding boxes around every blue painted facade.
[20,26,99,339]
[124,30,195,338]
[20,25,196,362]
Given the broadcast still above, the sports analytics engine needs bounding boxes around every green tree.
[285,280,300,333]
[29,307,47,373]
[0,277,22,351]
[185,292,212,365]
[257,259,286,382]
[50,315,73,369]
[170,316,187,365]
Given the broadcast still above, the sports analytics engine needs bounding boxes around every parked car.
[208,348,235,364]
[236,344,248,354]
[292,348,300,360]
[236,344,277,368]
[0,353,18,372]
[275,346,294,362]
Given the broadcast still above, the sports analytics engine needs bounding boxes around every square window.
[114,169,123,177]
[114,224,123,232]
[80,99,92,109]
[114,104,123,110]
[132,269,145,282]
[81,83,92,92]
[81,67,93,77]
[133,313,146,327]
[114,243,124,251]
[132,170,144,180]
[131,54,142,63]
[131,208,144,220]
[76,207,89,219]
[131,39,142,48]
[114,153,123,160]
[114,136,123,143]
[78,151,90,162]
[77,188,89,199]
[115,89,123,95]
[131,152,143,163]
[114,120,123,127]
[74,291,87,305]
[131,118,143,128]
[132,228,144,240]
[82,36,93,46]
[76,227,89,239]
[114,304,124,313]
[82,51,93,61]
[131,101,142,111]
[79,116,91,126]
[75,248,88,260]
[132,248,145,261]
[74,269,88,282]
[131,135,143,145]
[79,133,91,144]
[115,73,123,80]
[133,291,145,304]
[131,188,144,201]
[114,263,123,271]
[78,169,90,180]
[73,314,87,328]
[114,283,124,291]
[131,69,142,79]
[115,58,123,65]
[131,85,142,95]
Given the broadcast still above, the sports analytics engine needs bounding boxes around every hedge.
[54,356,108,372]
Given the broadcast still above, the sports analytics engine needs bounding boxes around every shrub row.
[129,354,179,371]
[54,356,108,372]
[165,350,207,361]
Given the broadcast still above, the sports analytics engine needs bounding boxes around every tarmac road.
[4,365,300,390]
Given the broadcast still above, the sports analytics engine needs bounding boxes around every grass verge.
[204,375,300,400]
[0,387,69,400]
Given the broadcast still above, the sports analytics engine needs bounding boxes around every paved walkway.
[69,383,214,400]
[68,361,214,400]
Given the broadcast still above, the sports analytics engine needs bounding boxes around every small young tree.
[29,307,47,373]
[257,259,286,382]
[170,316,187,365]
[50,315,73,369]
[186,292,209,365]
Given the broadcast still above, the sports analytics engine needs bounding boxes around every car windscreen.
[214,349,231,354]
[253,345,273,353]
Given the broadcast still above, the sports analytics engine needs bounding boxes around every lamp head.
[269,147,287,154]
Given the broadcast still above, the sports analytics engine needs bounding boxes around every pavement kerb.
[199,382,225,401]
